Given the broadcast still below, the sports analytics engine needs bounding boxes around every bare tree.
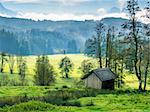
[126,0,142,91]
[96,22,105,68]
[143,38,150,91]
[7,54,15,74]
[143,1,150,91]
[0,52,7,73]
[84,23,105,68]
[105,28,112,68]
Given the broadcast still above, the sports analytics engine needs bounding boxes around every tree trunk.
[99,57,102,68]
[10,69,13,74]
[138,45,143,91]
[1,58,4,73]
[66,72,69,78]
[105,32,108,68]
[114,62,117,73]
[144,61,149,91]
[98,36,102,68]
[133,26,143,91]
[105,58,108,68]
[0,68,3,73]
[132,14,143,91]
[138,79,142,91]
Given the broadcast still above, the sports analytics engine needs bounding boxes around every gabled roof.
[82,68,117,81]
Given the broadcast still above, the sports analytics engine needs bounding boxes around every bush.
[3,101,56,112]
[44,88,101,104]
[0,74,30,86]
[86,100,94,106]
[55,87,59,90]
[62,85,69,89]
[0,96,23,107]
[62,100,81,107]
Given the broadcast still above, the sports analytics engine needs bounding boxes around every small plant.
[86,100,94,106]
[62,85,68,89]
[55,87,59,90]
[62,100,81,107]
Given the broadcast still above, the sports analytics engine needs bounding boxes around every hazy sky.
[0,0,149,21]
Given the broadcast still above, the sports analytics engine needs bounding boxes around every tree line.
[84,0,150,91]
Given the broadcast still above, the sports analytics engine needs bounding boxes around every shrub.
[86,100,94,106]
[62,85,69,89]
[4,101,56,112]
[62,100,81,107]
[0,74,30,86]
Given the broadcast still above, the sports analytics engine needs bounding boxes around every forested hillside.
[0,16,129,55]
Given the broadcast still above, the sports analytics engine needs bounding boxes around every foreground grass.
[0,92,150,112]
[78,93,150,112]
[0,101,85,112]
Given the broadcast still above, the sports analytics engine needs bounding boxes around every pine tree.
[34,55,55,86]
[18,57,27,86]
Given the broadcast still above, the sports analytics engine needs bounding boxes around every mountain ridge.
[0,15,129,55]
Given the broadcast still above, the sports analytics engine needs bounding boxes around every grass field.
[0,54,150,112]
[0,92,150,112]
[2,54,149,89]
[1,54,97,86]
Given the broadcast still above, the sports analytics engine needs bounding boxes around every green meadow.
[0,54,150,112]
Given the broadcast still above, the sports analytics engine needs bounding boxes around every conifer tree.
[34,55,55,86]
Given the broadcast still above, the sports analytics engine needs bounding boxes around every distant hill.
[0,16,128,55]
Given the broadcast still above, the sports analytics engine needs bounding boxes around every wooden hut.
[82,68,117,90]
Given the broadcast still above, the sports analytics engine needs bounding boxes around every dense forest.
[0,16,129,55]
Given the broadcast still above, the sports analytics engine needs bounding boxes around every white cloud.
[0,0,41,3]
[17,12,98,21]
[0,0,88,4]
[118,0,126,10]
[2,10,149,24]
[15,11,128,21]
[0,13,11,17]
[2,9,149,24]
[137,9,150,24]
[55,0,90,6]
[97,8,107,15]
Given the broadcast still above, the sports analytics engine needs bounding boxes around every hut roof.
[82,68,117,81]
